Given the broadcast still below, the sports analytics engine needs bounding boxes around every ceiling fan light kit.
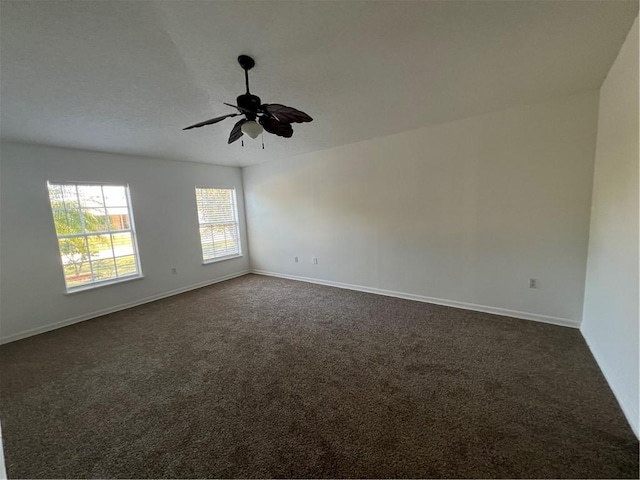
[241,120,263,139]
[183,55,312,146]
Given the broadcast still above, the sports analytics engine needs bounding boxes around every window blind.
[195,187,241,261]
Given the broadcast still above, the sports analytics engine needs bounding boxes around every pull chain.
[261,132,265,150]
[241,138,244,147]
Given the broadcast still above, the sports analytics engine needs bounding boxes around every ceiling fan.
[183,55,312,144]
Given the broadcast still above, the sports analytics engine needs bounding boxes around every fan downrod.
[238,55,255,71]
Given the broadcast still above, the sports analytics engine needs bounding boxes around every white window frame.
[195,186,242,264]
[47,181,143,293]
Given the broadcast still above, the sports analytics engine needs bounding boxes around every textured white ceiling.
[1,0,637,167]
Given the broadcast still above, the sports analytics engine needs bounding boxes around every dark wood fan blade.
[261,104,312,123]
[228,119,247,144]
[224,102,253,115]
[259,116,293,138]
[183,113,238,130]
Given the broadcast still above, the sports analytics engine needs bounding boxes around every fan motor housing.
[237,93,261,114]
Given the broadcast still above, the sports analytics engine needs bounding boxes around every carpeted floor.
[0,274,637,478]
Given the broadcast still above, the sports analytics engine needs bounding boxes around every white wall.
[0,143,250,343]
[244,91,599,326]
[581,18,639,436]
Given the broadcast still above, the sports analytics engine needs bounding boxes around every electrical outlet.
[313,257,318,265]
[529,278,537,288]
[294,256,299,263]
[171,268,177,275]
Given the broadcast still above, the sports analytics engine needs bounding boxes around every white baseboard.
[0,422,6,480]
[0,270,251,345]
[581,331,639,438]
[251,269,580,329]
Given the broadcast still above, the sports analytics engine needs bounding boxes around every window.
[47,182,142,292]
[195,187,241,262]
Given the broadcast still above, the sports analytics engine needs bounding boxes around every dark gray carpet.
[0,274,637,478]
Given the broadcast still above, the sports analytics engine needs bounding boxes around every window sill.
[65,274,144,295]
[202,254,243,265]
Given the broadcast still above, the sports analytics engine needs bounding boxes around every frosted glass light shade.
[241,120,263,139]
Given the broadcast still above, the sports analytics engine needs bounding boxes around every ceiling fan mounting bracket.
[238,55,255,71]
